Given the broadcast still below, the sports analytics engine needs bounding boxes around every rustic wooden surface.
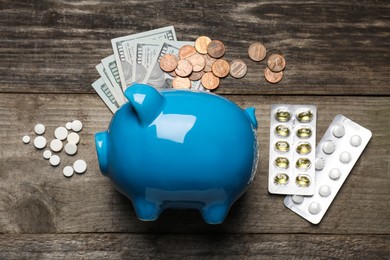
[0,0,389,259]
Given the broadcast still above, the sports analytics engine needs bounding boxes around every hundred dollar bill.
[111,26,176,91]
[132,41,163,84]
[95,63,124,105]
[101,54,126,103]
[91,78,120,113]
[144,41,201,90]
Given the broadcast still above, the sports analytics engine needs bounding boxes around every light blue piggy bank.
[95,84,258,224]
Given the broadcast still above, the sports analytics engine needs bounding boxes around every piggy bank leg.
[200,203,231,224]
[133,198,162,221]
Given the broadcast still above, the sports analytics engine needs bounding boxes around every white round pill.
[322,141,335,154]
[319,185,331,197]
[33,136,47,149]
[65,122,72,130]
[34,123,46,135]
[64,142,78,155]
[67,132,80,144]
[50,139,63,152]
[350,135,362,147]
[71,120,83,132]
[332,125,345,138]
[292,195,304,205]
[329,168,341,180]
[315,158,325,171]
[63,166,74,177]
[49,155,61,166]
[73,159,87,174]
[22,135,31,144]
[54,127,68,140]
[308,202,321,215]
[43,150,52,159]
[339,151,352,163]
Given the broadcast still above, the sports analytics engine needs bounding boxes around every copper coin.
[175,59,193,77]
[172,76,191,89]
[201,72,220,90]
[264,67,283,83]
[203,54,217,72]
[212,59,230,78]
[207,40,225,58]
[178,45,197,60]
[169,70,177,77]
[229,59,247,78]
[186,53,206,72]
[267,54,286,72]
[189,71,205,81]
[159,54,178,72]
[195,36,211,54]
[248,42,266,61]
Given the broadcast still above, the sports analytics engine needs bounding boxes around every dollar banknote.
[101,55,126,103]
[111,26,177,91]
[95,63,124,105]
[91,78,120,113]
[144,41,202,90]
[132,41,163,84]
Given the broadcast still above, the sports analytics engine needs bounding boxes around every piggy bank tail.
[244,107,258,129]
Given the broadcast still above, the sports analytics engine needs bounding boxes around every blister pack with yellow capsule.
[284,114,372,224]
[268,104,317,195]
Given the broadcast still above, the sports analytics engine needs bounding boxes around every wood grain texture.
[1,93,389,234]
[0,234,389,259]
[0,0,389,95]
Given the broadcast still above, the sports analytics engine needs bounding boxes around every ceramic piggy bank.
[95,84,258,224]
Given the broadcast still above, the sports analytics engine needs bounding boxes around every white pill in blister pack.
[284,114,372,224]
[268,104,317,195]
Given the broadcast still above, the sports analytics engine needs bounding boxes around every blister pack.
[284,114,372,224]
[268,104,317,195]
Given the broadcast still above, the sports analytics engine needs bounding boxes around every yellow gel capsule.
[274,173,289,185]
[275,141,290,152]
[275,157,289,169]
[296,158,311,169]
[296,142,312,155]
[275,125,290,137]
[296,127,312,138]
[275,109,291,122]
[297,109,313,123]
[296,175,311,187]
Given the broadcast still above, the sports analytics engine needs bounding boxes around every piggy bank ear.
[124,84,165,126]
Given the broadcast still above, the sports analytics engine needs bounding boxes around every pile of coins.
[248,42,286,83]
[159,36,247,90]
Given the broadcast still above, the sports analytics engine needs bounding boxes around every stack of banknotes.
[92,26,206,113]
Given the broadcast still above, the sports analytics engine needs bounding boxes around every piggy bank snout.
[95,131,109,176]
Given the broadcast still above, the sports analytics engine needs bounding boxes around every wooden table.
[1,1,389,258]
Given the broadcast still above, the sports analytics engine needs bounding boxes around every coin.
[186,53,206,72]
[207,40,225,58]
[264,67,283,83]
[178,45,197,60]
[229,59,247,78]
[169,70,177,77]
[175,59,193,77]
[195,36,211,54]
[159,54,178,72]
[201,72,220,90]
[267,54,286,72]
[248,42,266,61]
[172,76,191,89]
[212,59,230,78]
[203,54,217,72]
[189,71,205,81]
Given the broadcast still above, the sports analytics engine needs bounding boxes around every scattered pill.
[319,185,331,197]
[33,136,47,149]
[65,122,72,130]
[322,141,335,154]
[73,159,87,174]
[64,142,78,155]
[54,127,68,140]
[248,42,266,61]
[308,202,321,215]
[22,135,31,144]
[63,166,74,177]
[329,168,341,180]
[34,124,46,135]
[291,195,304,205]
[67,132,80,144]
[350,135,362,147]
[315,158,325,170]
[339,151,352,163]
[43,150,52,159]
[71,120,83,132]
[50,139,63,152]
[49,155,61,166]
[332,125,345,138]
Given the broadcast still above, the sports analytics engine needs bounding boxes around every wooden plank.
[0,0,389,95]
[0,234,388,259]
[0,93,389,234]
